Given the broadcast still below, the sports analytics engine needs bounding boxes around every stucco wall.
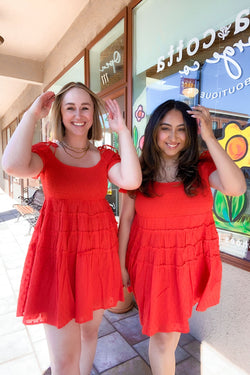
[1,84,43,130]
[189,262,250,374]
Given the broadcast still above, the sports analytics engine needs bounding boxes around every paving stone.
[0,295,17,315]
[179,332,196,347]
[183,339,201,362]
[113,313,148,345]
[98,315,116,338]
[27,324,46,343]
[101,356,152,375]
[33,339,50,373]
[104,306,138,323]
[0,312,24,336]
[133,338,150,365]
[176,345,191,363]
[94,331,137,372]
[0,330,33,363]
[0,354,41,375]
[176,356,201,375]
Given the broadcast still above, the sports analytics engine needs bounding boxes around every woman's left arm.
[105,99,142,189]
[188,105,246,196]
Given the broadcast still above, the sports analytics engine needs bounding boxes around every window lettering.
[200,76,250,100]
[203,29,216,49]
[156,8,250,79]
[187,37,199,56]
[234,9,250,35]
[99,51,121,74]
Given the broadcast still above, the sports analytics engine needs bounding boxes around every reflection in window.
[89,19,124,93]
[212,121,218,130]
[48,57,85,94]
[132,1,250,260]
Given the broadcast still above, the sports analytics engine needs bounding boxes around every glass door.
[99,92,126,218]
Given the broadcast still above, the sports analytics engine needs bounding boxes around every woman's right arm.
[118,193,136,287]
[2,91,55,178]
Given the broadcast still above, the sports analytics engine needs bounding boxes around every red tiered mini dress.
[17,142,123,328]
[125,152,222,336]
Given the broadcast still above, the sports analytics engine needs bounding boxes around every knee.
[80,311,103,343]
[151,332,180,353]
[81,324,99,342]
[51,352,79,375]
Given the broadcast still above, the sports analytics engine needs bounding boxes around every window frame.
[129,0,250,271]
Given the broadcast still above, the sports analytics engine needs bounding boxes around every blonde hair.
[49,82,105,141]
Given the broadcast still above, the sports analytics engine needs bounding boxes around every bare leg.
[44,319,81,375]
[149,332,181,375]
[80,309,104,375]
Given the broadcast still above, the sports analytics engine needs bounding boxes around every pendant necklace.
[59,140,90,159]
[157,161,178,183]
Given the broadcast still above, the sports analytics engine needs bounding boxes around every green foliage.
[133,126,138,149]
[213,190,247,223]
[213,190,250,234]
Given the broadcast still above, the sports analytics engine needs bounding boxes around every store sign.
[99,35,124,89]
[156,8,250,81]
[200,78,250,101]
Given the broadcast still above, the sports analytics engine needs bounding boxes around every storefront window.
[132,0,250,263]
[94,94,124,218]
[89,19,125,93]
[88,16,126,217]
[48,57,85,94]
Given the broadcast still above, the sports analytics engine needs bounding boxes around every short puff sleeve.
[98,145,121,171]
[31,141,57,178]
[198,151,216,182]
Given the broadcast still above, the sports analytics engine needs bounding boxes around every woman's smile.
[72,122,85,126]
[157,109,187,159]
[61,87,94,136]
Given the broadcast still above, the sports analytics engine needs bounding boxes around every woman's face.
[60,87,94,138]
[156,109,187,160]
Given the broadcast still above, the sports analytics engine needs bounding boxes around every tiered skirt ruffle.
[17,198,123,328]
[126,212,222,336]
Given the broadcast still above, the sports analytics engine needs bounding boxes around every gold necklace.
[60,140,89,153]
[59,141,90,159]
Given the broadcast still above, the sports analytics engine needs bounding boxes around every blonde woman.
[2,82,142,375]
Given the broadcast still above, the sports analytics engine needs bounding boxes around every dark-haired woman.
[2,82,141,375]
[118,100,246,375]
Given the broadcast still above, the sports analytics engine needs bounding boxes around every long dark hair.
[140,99,201,197]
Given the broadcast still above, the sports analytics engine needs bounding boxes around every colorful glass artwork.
[135,104,145,122]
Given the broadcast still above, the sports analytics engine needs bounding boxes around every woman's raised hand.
[187,105,215,142]
[28,91,55,121]
[105,99,127,134]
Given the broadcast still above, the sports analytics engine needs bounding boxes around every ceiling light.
[0,35,4,45]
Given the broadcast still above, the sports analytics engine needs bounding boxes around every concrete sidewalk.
[0,187,201,374]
